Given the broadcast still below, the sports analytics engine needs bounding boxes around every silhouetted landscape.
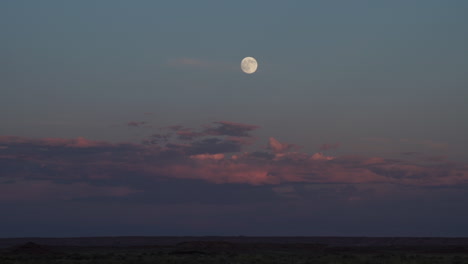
[2,236,468,263]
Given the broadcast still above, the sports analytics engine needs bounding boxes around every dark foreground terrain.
[1,237,468,264]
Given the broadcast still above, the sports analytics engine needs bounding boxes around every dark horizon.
[3,236,468,248]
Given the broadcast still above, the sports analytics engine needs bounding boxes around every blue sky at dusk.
[1,1,468,237]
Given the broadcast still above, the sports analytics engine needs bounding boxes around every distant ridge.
[1,236,468,249]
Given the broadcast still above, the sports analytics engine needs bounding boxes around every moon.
[241,57,258,74]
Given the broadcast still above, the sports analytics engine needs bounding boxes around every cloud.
[145,121,258,146]
[204,121,259,137]
[310,152,335,161]
[1,121,467,202]
[187,137,242,155]
[142,122,258,154]
[190,153,225,161]
[268,137,294,153]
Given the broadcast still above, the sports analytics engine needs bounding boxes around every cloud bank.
[1,121,467,202]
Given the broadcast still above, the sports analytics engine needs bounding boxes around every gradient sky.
[1,1,468,237]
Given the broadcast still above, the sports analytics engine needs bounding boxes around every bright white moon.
[241,57,258,74]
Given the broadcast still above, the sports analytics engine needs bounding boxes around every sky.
[1,1,468,237]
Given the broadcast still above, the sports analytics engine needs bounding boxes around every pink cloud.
[190,153,225,161]
[310,152,335,161]
[272,151,309,162]
[1,123,467,189]
[268,137,295,153]
[159,162,278,185]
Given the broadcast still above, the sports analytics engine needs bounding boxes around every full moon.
[241,57,258,74]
